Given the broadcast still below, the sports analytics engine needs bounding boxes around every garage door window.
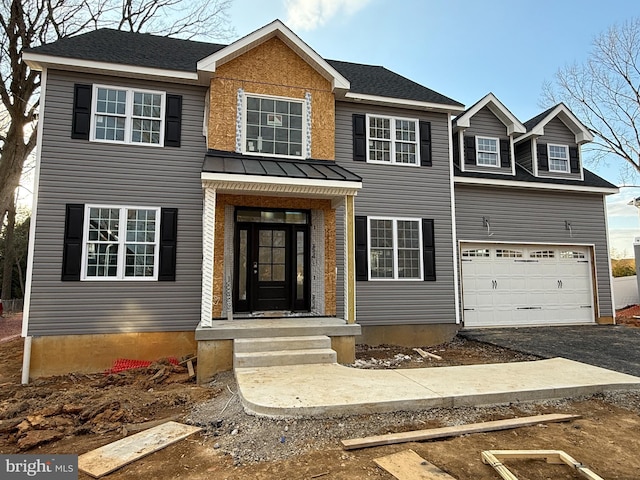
[530,250,555,258]
[560,251,586,259]
[496,249,523,258]
[462,248,490,258]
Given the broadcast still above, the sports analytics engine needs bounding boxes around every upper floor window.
[244,94,304,158]
[92,85,165,146]
[548,144,569,172]
[367,115,419,165]
[476,136,500,167]
[82,206,160,280]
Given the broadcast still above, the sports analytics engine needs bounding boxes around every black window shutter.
[62,204,85,281]
[499,139,511,168]
[158,208,178,281]
[538,143,549,171]
[355,215,368,281]
[422,219,436,281]
[464,136,476,165]
[452,135,460,165]
[419,121,432,166]
[164,94,182,147]
[352,114,366,162]
[71,84,92,140]
[569,146,580,173]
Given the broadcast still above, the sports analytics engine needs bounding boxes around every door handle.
[492,280,497,289]
[557,280,562,289]
[253,262,258,274]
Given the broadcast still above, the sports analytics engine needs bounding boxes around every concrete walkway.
[235,358,640,417]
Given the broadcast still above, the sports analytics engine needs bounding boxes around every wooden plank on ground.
[341,413,581,450]
[482,450,604,480]
[187,360,195,378]
[374,449,456,480]
[413,348,442,360]
[78,421,201,478]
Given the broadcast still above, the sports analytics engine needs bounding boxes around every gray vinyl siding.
[515,138,533,172]
[455,184,613,318]
[462,107,512,175]
[27,70,207,336]
[335,102,456,326]
[536,117,581,180]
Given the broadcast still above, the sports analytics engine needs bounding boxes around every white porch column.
[201,184,217,327]
[344,194,356,324]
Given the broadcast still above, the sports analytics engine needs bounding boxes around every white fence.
[613,276,639,310]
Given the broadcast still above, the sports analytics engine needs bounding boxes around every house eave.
[454,93,526,134]
[341,92,465,113]
[454,176,618,194]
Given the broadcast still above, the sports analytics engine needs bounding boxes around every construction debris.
[481,450,604,480]
[413,348,442,361]
[341,413,581,450]
[78,421,201,478]
[374,449,456,479]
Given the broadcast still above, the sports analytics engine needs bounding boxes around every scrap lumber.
[413,348,442,360]
[374,449,457,479]
[481,450,604,480]
[341,413,580,450]
[78,421,201,478]
[187,360,195,378]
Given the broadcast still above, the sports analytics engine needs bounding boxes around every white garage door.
[461,243,594,327]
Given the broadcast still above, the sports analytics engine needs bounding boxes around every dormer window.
[244,94,304,158]
[548,144,570,172]
[476,137,500,167]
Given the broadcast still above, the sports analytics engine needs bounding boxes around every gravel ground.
[186,371,640,466]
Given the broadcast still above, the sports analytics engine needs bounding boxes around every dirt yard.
[1,312,640,479]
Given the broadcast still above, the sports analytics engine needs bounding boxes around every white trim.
[547,143,570,173]
[196,20,350,91]
[515,104,594,144]
[459,239,596,247]
[200,187,216,327]
[454,93,526,134]
[448,113,461,324]
[343,92,464,113]
[80,205,161,281]
[241,92,307,159]
[201,172,362,191]
[22,52,198,83]
[475,136,501,168]
[367,217,424,281]
[22,69,48,339]
[366,114,420,166]
[602,200,615,322]
[532,140,539,177]
[453,175,618,194]
[510,138,516,176]
[91,84,166,147]
[458,129,466,172]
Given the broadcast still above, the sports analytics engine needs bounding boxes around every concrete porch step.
[234,335,331,353]
[234,348,337,368]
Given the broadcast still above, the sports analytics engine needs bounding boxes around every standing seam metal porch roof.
[202,150,362,182]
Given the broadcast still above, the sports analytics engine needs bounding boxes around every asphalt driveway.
[459,325,640,377]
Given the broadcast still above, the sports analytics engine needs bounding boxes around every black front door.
[234,210,310,313]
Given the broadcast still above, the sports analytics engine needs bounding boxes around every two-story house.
[20,21,616,382]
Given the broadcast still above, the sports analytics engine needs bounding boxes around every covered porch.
[196,151,362,382]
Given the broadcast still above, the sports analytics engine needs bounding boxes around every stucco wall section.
[211,194,336,317]
[208,37,335,160]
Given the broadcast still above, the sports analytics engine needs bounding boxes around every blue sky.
[226,0,640,256]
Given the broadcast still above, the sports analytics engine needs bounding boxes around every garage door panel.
[461,243,594,328]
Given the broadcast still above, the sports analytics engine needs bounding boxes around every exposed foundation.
[596,316,615,325]
[28,331,197,379]
[358,324,459,348]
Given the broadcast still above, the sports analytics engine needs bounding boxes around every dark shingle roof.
[455,164,617,190]
[523,105,557,131]
[27,29,462,106]
[27,29,225,72]
[326,59,462,107]
[203,150,362,182]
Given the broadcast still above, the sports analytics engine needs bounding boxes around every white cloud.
[284,0,371,31]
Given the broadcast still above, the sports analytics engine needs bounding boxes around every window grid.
[476,136,500,167]
[462,249,490,258]
[92,85,165,146]
[530,250,555,258]
[245,95,304,158]
[367,115,419,165]
[369,218,422,280]
[560,251,586,259]
[83,206,160,280]
[496,249,523,258]
[548,144,569,172]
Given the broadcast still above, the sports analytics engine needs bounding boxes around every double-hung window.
[82,206,160,280]
[367,115,419,165]
[244,94,305,158]
[476,136,500,167]
[92,85,165,145]
[369,217,423,280]
[548,144,569,172]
